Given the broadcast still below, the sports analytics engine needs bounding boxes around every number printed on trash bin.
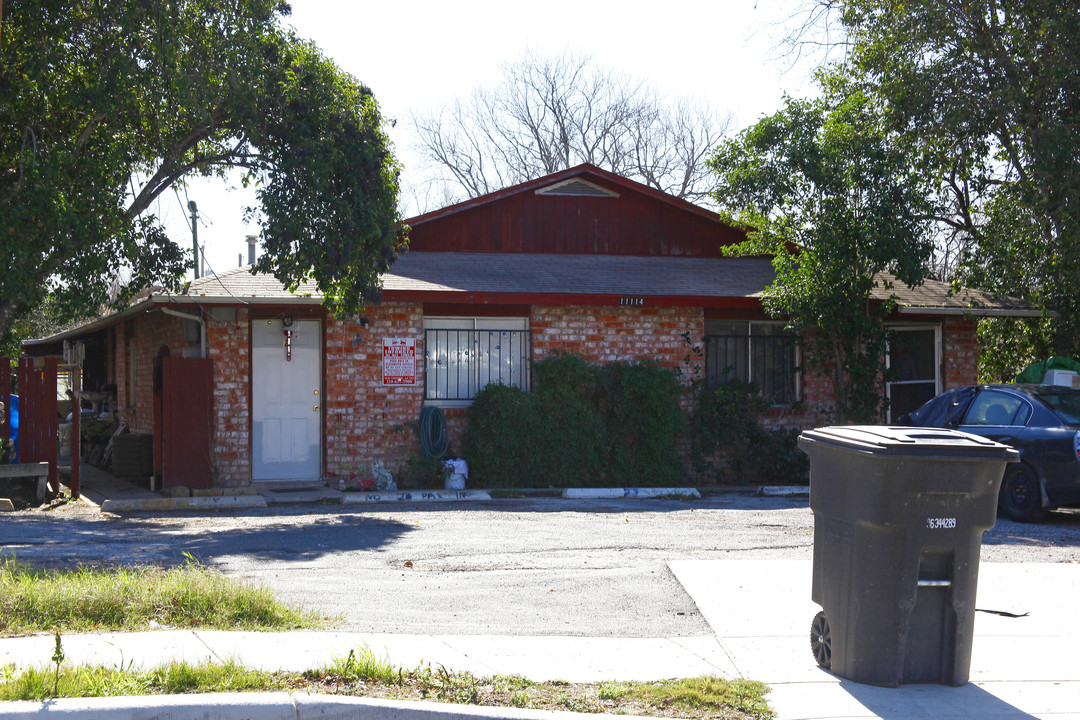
[927,517,957,529]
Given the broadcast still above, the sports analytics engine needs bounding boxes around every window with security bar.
[703,321,799,405]
[424,318,530,404]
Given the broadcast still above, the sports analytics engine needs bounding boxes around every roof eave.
[382,289,763,308]
[21,298,158,347]
[163,294,325,306]
[21,293,328,347]
[895,305,1045,317]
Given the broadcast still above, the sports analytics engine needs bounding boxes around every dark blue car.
[898,384,1080,522]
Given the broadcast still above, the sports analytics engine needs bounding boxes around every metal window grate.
[703,334,798,404]
[425,328,531,401]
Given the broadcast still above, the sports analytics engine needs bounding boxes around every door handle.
[313,405,319,411]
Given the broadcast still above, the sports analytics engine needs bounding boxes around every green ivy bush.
[464,354,686,487]
[464,352,808,488]
[691,381,808,485]
[750,427,808,485]
[530,353,607,485]
[594,361,685,486]
[463,383,540,486]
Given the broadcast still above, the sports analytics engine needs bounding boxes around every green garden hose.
[419,406,449,459]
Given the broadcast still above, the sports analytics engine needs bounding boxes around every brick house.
[24,164,1033,488]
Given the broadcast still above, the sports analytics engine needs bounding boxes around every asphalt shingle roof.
[24,251,1039,348]
[381,252,774,297]
[180,252,1027,313]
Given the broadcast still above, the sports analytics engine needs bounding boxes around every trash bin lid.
[798,425,1020,460]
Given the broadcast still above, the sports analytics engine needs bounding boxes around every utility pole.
[188,200,200,279]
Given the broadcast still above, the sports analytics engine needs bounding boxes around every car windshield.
[906,386,975,427]
[1037,392,1080,424]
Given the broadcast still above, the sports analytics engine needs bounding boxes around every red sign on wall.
[382,338,416,385]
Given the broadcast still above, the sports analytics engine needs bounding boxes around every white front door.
[252,318,322,482]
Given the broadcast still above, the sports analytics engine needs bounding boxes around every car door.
[957,389,1032,447]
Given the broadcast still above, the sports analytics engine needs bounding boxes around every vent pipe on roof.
[246,235,257,265]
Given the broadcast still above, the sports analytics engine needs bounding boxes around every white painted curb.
[757,486,810,497]
[100,495,269,513]
[0,692,618,720]
[341,489,492,504]
[562,488,701,499]
[0,691,297,719]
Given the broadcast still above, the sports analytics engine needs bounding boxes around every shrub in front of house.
[749,426,808,484]
[593,360,685,486]
[464,354,686,487]
[530,353,608,485]
[691,381,807,485]
[463,383,542,486]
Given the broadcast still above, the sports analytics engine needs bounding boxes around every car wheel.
[998,463,1048,523]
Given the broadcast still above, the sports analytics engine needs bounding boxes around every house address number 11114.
[619,297,645,306]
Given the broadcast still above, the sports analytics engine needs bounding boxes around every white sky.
[160,0,817,281]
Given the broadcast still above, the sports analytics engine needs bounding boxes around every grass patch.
[0,557,320,635]
[0,659,290,701]
[0,647,772,720]
[617,676,774,718]
[323,647,398,685]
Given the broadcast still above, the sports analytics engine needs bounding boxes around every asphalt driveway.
[2,495,1078,637]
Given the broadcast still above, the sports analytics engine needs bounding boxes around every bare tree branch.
[411,50,733,208]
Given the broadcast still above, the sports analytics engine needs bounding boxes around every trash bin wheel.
[998,463,1048,523]
[810,611,832,669]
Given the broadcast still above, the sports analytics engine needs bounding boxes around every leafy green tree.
[710,83,935,423]
[0,0,402,348]
[821,0,1080,370]
[0,295,95,360]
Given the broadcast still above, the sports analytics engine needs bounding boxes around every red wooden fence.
[17,357,58,492]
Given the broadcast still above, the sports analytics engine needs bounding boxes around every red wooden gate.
[17,357,58,492]
[161,357,214,489]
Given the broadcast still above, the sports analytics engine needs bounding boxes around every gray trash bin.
[798,425,1018,687]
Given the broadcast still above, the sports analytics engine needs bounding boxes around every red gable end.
[404,163,746,257]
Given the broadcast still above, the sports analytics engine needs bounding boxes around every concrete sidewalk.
[2,560,1079,719]
[672,560,1080,720]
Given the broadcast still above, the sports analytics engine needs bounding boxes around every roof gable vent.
[535,178,619,198]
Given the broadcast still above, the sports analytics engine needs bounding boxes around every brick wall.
[164,302,977,488]
[529,304,831,428]
[942,317,978,389]
[324,302,426,480]
[116,312,189,435]
[207,309,250,485]
[531,305,703,370]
